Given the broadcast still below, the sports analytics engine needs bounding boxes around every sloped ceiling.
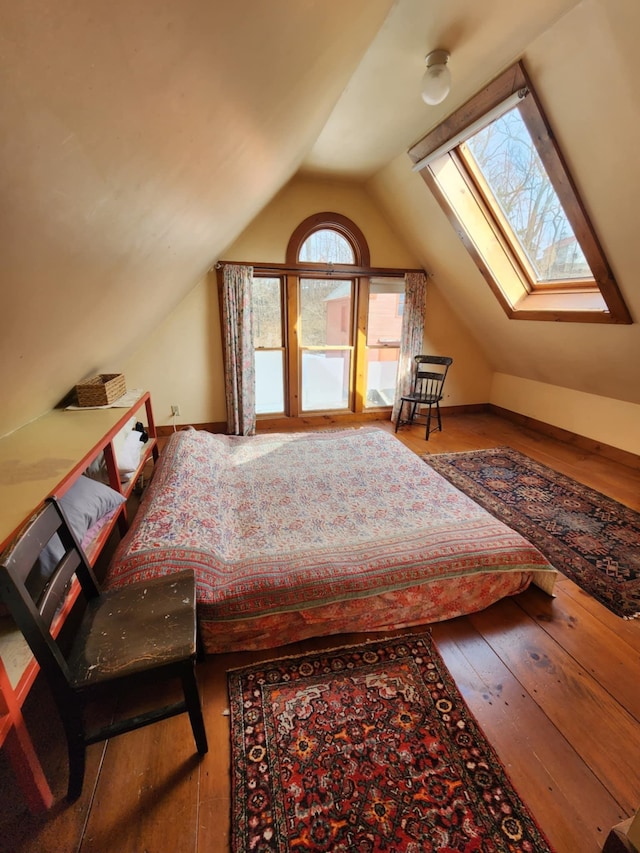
[2,0,639,437]
[301,0,582,178]
[0,0,394,435]
[303,0,640,407]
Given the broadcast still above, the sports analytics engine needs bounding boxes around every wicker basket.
[75,374,126,407]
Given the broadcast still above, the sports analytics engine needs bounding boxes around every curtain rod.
[411,87,529,172]
[214,261,426,277]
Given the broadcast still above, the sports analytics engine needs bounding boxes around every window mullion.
[286,273,300,417]
[354,276,369,414]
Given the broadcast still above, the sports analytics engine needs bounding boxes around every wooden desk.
[0,391,157,812]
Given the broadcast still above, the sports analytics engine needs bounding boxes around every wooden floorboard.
[469,599,639,812]
[517,582,640,720]
[0,411,639,852]
[432,617,627,852]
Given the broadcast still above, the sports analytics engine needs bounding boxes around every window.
[299,277,353,411]
[248,213,409,419]
[409,62,631,323]
[460,109,590,288]
[253,277,285,415]
[365,279,403,407]
[299,229,355,264]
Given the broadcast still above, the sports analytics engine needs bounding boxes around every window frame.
[218,213,419,424]
[252,274,288,416]
[284,214,367,416]
[408,62,631,324]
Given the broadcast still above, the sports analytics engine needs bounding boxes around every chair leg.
[425,403,432,440]
[62,715,87,801]
[436,401,442,432]
[196,620,205,663]
[181,663,208,755]
[395,400,409,433]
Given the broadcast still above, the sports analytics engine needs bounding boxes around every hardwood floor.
[1,411,638,853]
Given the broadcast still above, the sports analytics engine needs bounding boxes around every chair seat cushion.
[67,570,197,687]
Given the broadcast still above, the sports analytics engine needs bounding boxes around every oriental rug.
[228,633,555,852]
[423,446,640,620]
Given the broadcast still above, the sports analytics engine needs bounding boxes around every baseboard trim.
[156,404,639,471]
[156,421,227,437]
[156,405,488,437]
[489,404,640,471]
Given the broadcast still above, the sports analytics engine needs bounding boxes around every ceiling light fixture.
[421,49,451,106]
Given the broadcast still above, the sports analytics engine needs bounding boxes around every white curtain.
[391,271,427,423]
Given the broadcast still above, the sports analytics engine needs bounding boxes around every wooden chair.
[0,498,208,801]
[395,355,453,440]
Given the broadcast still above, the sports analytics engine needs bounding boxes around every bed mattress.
[106,427,555,652]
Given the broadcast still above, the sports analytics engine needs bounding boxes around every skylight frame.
[457,133,594,294]
[408,62,632,324]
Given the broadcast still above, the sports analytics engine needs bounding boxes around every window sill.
[507,289,628,323]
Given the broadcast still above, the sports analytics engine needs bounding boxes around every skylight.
[409,62,631,324]
[461,108,591,287]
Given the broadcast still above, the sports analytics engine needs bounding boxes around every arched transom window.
[249,212,407,420]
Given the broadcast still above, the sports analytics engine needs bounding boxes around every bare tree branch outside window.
[463,108,590,282]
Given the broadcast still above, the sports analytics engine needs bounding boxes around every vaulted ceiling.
[1,0,638,437]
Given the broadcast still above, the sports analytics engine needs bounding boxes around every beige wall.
[368,0,640,455]
[6,0,637,452]
[123,175,493,426]
[224,176,418,267]
[491,374,640,456]
[121,274,226,428]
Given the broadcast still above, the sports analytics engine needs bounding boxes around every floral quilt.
[106,428,555,650]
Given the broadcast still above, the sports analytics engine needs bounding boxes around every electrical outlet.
[171,405,180,416]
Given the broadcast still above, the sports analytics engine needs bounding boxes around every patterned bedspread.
[107,428,555,630]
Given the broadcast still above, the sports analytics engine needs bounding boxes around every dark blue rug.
[423,446,640,619]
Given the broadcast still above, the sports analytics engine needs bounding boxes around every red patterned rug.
[228,633,555,852]
[423,446,640,620]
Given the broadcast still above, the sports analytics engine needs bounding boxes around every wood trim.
[285,211,371,267]
[156,405,488,436]
[408,64,527,166]
[489,404,640,470]
[286,273,300,417]
[354,276,370,412]
[257,412,392,432]
[158,405,640,473]
[516,67,630,323]
[410,61,632,325]
[218,260,423,278]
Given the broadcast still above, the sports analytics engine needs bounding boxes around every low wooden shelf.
[0,391,158,812]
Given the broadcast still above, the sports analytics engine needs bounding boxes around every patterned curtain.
[222,264,256,436]
[391,271,428,423]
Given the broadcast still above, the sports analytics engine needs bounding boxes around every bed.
[105,427,556,653]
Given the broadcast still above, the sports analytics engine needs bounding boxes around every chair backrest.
[0,499,101,691]
[412,355,453,401]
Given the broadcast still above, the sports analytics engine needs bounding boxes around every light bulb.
[421,50,451,106]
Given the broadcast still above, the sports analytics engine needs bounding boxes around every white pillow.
[84,426,145,485]
[116,429,144,475]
